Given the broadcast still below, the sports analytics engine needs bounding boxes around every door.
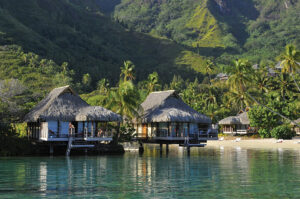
[142,124,147,138]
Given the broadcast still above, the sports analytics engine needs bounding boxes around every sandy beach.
[207,138,300,149]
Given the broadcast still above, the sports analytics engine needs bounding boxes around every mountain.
[113,0,300,62]
[0,0,204,88]
[0,0,299,88]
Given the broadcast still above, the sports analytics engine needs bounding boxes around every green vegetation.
[113,0,300,64]
[270,125,296,139]
[0,0,204,87]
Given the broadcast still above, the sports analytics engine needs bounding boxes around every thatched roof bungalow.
[218,112,250,134]
[134,90,214,143]
[25,86,122,142]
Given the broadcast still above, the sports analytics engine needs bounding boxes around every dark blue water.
[1,145,300,198]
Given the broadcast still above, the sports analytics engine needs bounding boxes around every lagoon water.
[1,145,300,199]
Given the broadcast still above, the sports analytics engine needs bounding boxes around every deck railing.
[155,129,218,139]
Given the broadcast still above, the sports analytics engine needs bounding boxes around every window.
[158,123,168,137]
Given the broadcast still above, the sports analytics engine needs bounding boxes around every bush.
[270,125,296,139]
[258,128,271,138]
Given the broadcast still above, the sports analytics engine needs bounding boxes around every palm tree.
[226,59,299,127]
[205,59,214,84]
[275,73,296,100]
[250,68,270,94]
[280,44,300,92]
[226,91,252,111]
[227,59,252,93]
[106,80,141,119]
[120,61,135,82]
[147,72,160,93]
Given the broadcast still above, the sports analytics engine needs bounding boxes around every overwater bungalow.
[24,86,122,153]
[218,112,250,135]
[134,90,217,148]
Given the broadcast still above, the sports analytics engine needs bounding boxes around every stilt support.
[160,143,163,153]
[166,144,169,153]
[139,142,144,153]
[187,146,190,156]
[50,144,54,155]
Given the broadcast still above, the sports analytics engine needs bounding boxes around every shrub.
[270,125,296,139]
[258,128,271,138]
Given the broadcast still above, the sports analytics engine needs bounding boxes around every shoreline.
[207,138,300,149]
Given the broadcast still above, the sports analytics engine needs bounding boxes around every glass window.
[151,123,157,137]
[190,123,199,134]
[183,123,188,137]
[171,123,176,137]
[158,123,168,137]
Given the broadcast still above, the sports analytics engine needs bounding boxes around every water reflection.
[0,146,300,198]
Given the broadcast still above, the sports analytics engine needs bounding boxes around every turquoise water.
[1,146,300,198]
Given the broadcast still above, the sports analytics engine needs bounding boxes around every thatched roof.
[24,85,121,122]
[219,112,250,125]
[76,106,122,122]
[138,90,211,123]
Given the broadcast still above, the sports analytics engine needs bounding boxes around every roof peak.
[150,90,175,93]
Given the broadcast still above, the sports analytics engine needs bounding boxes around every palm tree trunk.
[291,74,300,92]
[247,94,300,128]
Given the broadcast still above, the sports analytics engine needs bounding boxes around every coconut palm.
[274,73,296,100]
[106,80,141,119]
[225,91,252,111]
[205,59,214,84]
[227,59,252,93]
[280,44,300,92]
[120,61,135,82]
[249,68,271,94]
[225,59,299,126]
[147,72,160,93]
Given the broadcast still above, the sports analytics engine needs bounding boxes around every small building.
[292,118,300,135]
[215,73,229,81]
[24,86,122,143]
[134,90,216,145]
[218,112,250,135]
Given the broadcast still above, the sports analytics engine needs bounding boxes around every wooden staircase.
[66,137,95,156]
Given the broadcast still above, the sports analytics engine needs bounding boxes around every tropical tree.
[120,60,135,82]
[227,59,252,93]
[106,80,141,119]
[249,68,270,94]
[280,44,300,92]
[147,72,160,93]
[274,73,296,100]
[205,59,214,84]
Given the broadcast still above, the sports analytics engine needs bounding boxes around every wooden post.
[139,142,144,153]
[187,146,190,156]
[50,144,54,155]
[91,121,94,138]
[166,144,169,153]
[167,122,170,137]
[187,123,190,139]
[57,121,60,138]
[160,143,163,153]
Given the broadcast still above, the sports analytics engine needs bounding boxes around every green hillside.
[113,0,300,63]
[0,0,299,88]
[0,0,205,88]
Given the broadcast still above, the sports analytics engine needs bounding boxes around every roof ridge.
[150,90,175,93]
